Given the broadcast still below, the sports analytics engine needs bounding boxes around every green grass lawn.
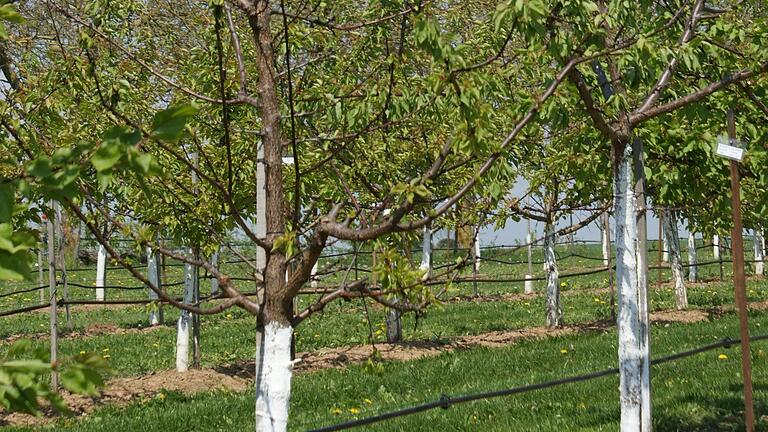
[0,240,765,430]
[9,307,766,431]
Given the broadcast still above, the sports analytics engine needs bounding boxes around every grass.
[9,307,767,431]
[0,240,765,430]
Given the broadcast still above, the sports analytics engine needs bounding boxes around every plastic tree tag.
[715,135,744,162]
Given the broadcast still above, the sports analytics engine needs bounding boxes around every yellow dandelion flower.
[560,282,567,287]
[718,354,728,360]
[560,349,568,354]
[226,313,233,319]
[102,348,109,352]
[348,407,360,414]
[79,351,86,355]
[331,408,342,415]
[363,398,373,405]
[157,393,166,401]
[103,354,111,359]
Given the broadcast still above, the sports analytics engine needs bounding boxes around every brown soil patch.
[650,309,711,324]
[0,369,248,427]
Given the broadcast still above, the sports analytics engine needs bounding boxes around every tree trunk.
[544,221,561,327]
[211,249,220,296]
[602,213,610,266]
[420,225,431,277]
[255,320,293,432]
[713,235,720,259]
[95,244,107,301]
[661,224,669,263]
[755,230,764,276]
[663,211,686,309]
[525,231,534,294]
[473,226,481,273]
[386,307,402,343]
[176,250,197,372]
[687,232,697,283]
[615,141,645,430]
[146,246,162,326]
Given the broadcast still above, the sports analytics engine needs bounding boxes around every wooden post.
[54,205,70,332]
[46,201,58,390]
[725,109,755,432]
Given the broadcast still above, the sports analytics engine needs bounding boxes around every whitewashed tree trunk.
[525,232,534,294]
[420,225,431,278]
[662,227,669,263]
[310,261,319,288]
[176,250,196,372]
[713,235,720,259]
[615,143,646,431]
[473,227,481,273]
[95,244,107,301]
[663,212,686,309]
[602,213,610,266]
[255,321,293,432]
[544,222,561,327]
[385,307,402,343]
[755,230,764,276]
[146,247,162,326]
[687,232,697,282]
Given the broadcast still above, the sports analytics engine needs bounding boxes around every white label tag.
[715,143,744,161]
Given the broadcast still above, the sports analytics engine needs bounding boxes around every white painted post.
[46,203,58,389]
[755,230,764,276]
[95,244,107,301]
[688,232,698,282]
[544,221,560,327]
[663,211,686,309]
[147,247,162,326]
[713,235,720,259]
[37,245,44,304]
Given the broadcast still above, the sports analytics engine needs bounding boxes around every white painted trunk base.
[755,231,764,276]
[473,228,481,273]
[255,322,293,432]
[95,245,107,301]
[602,215,610,267]
[524,274,534,295]
[146,247,161,326]
[176,258,196,372]
[663,212,686,309]
[713,235,720,259]
[544,222,561,327]
[687,233,697,283]
[615,144,648,431]
[420,226,431,279]
[310,261,319,288]
[662,230,669,263]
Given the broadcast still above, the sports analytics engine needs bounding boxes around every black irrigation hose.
[0,285,48,299]
[309,334,768,432]
[0,303,51,317]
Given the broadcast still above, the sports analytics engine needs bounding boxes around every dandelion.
[79,351,86,355]
[102,348,109,352]
[560,349,568,355]
[157,392,166,401]
[363,398,373,405]
[348,407,360,414]
[103,354,111,359]
[225,313,233,319]
[331,407,342,416]
[718,354,728,360]
[560,282,567,287]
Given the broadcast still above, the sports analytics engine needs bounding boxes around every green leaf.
[0,183,13,223]
[0,250,31,281]
[151,104,198,142]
